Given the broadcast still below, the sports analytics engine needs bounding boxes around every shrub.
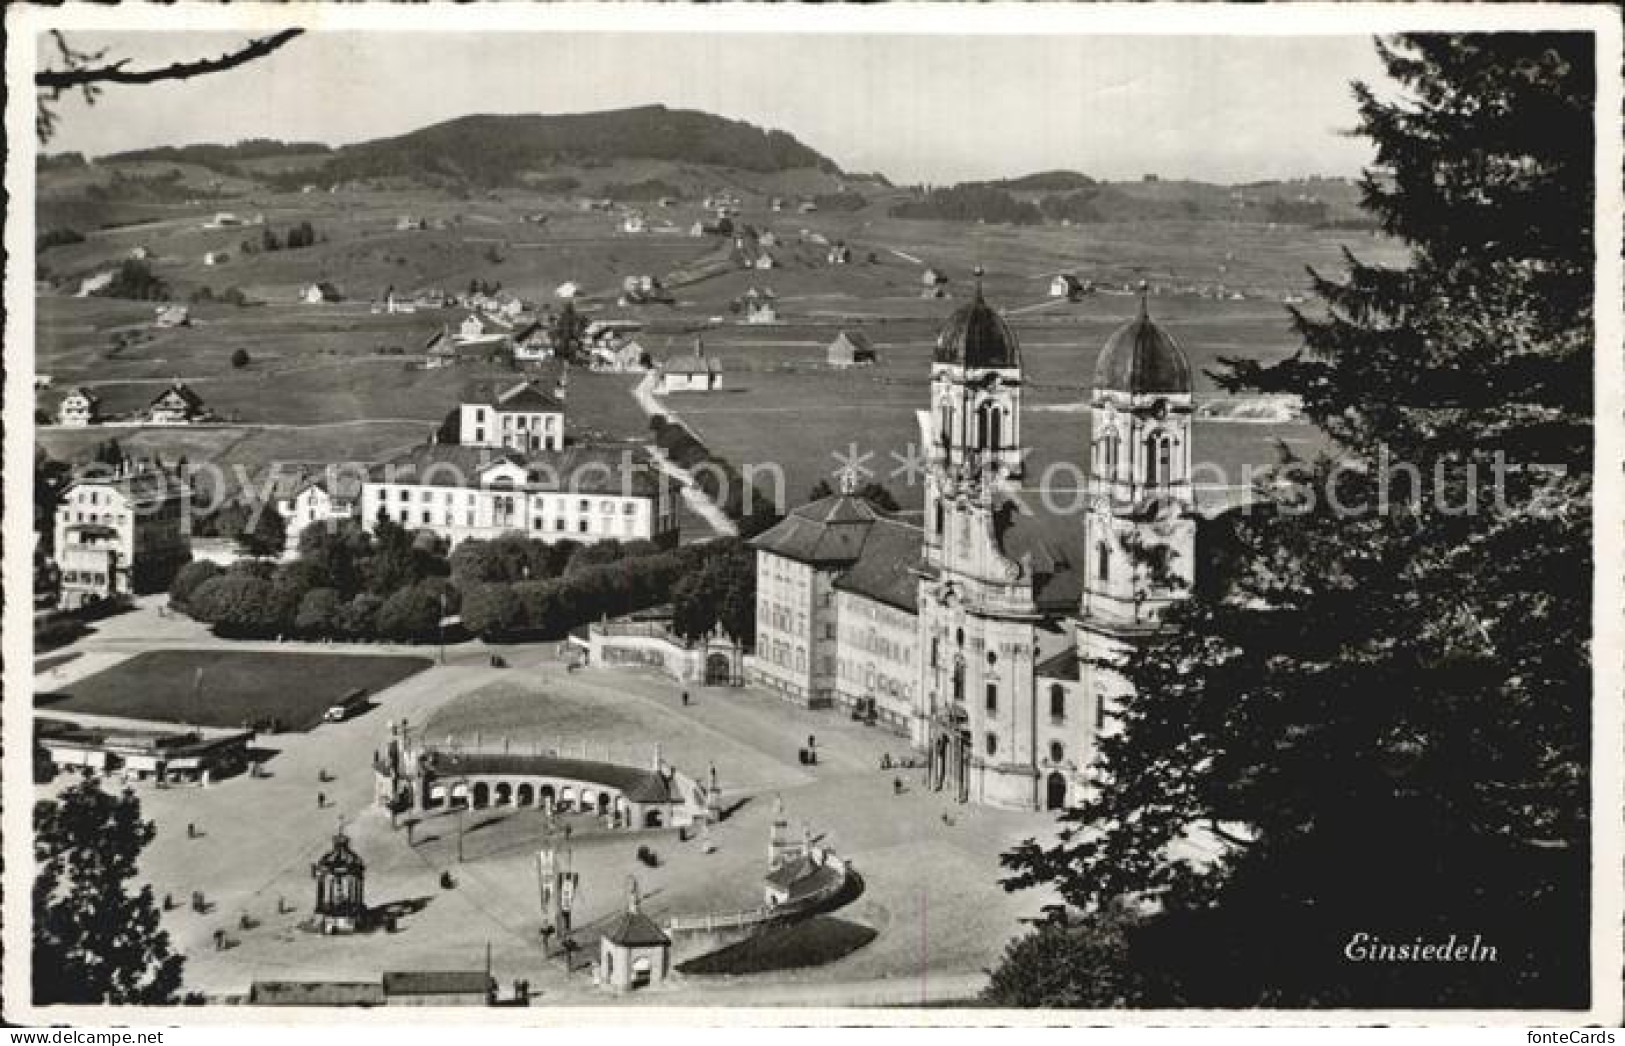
[37,227,86,251]
[376,583,444,641]
[335,593,383,638]
[168,560,222,609]
[230,348,251,369]
[294,587,342,636]
[188,575,282,638]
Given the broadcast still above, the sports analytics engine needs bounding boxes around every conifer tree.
[995,34,1594,1008]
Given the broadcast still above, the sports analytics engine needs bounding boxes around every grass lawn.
[677,916,880,975]
[35,649,433,731]
[35,651,81,674]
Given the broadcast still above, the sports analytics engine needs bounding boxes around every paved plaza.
[35,602,1062,1005]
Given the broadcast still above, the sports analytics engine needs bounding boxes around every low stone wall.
[662,847,853,964]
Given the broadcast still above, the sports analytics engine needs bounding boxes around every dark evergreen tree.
[34,777,185,1004]
[997,33,1593,1008]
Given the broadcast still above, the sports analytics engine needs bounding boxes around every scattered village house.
[154,304,191,328]
[1049,273,1088,300]
[827,242,853,265]
[656,341,723,394]
[203,251,228,267]
[272,466,365,552]
[592,337,650,373]
[827,329,877,368]
[302,281,343,304]
[458,379,566,453]
[145,382,209,425]
[56,387,101,427]
[53,462,192,607]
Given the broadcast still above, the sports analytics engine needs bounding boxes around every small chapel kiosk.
[599,878,671,992]
[311,830,367,934]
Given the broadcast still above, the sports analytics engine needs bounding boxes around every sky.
[37,31,1391,184]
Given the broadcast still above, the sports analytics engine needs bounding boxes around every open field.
[36,649,433,731]
[35,171,1400,523]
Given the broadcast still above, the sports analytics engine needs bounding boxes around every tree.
[167,559,221,609]
[982,907,1153,1008]
[335,593,384,638]
[376,583,444,640]
[34,776,185,1003]
[188,575,282,637]
[671,542,756,647]
[294,587,342,636]
[97,259,170,302]
[550,301,587,361]
[459,583,524,639]
[36,29,305,143]
[230,348,251,369]
[998,34,1593,1008]
[234,504,286,559]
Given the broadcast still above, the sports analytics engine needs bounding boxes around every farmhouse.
[145,382,209,425]
[750,283,1201,812]
[395,215,427,231]
[56,387,101,427]
[1049,273,1088,300]
[204,212,242,228]
[53,462,192,606]
[203,251,228,267]
[621,212,647,234]
[752,252,777,271]
[275,466,365,550]
[745,300,779,324]
[512,322,554,362]
[360,442,677,549]
[76,271,114,297]
[827,329,877,368]
[656,343,723,393]
[303,282,343,304]
[555,281,581,300]
[154,304,191,328]
[458,379,566,453]
[827,242,853,265]
[591,338,650,373]
[129,245,153,260]
[455,312,513,348]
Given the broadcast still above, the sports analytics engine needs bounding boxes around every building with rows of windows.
[361,442,677,549]
[52,463,192,607]
[750,278,1200,811]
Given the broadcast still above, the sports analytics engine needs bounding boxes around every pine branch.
[36,29,304,90]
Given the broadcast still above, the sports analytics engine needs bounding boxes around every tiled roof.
[990,503,1086,612]
[1035,647,1080,681]
[148,382,204,410]
[832,518,922,612]
[663,355,721,375]
[249,981,385,1007]
[381,971,492,997]
[601,910,671,948]
[750,494,879,566]
[424,751,677,804]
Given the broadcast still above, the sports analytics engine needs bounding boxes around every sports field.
[35,649,434,731]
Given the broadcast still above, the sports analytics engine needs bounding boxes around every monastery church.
[750,276,1197,811]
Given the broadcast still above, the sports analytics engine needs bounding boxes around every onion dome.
[934,268,1020,369]
[312,831,365,877]
[1095,287,1192,395]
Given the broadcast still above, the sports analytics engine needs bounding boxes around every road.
[631,372,740,539]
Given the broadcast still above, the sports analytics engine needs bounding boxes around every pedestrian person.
[317,791,326,809]
[893,777,903,796]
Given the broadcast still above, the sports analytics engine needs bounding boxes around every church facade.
[749,280,1197,811]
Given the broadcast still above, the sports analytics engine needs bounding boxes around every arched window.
[1050,684,1066,721]
[952,661,965,704]
[939,403,953,446]
[1097,540,1110,583]
[1050,741,1065,764]
[985,683,998,714]
[930,636,940,668]
[1101,429,1121,479]
[985,733,999,757]
[1146,432,1172,486]
[934,499,945,537]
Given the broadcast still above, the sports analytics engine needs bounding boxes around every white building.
[56,388,101,427]
[656,347,722,394]
[360,444,677,549]
[457,380,565,453]
[53,465,192,607]
[145,383,208,425]
[274,468,364,552]
[749,281,1201,812]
